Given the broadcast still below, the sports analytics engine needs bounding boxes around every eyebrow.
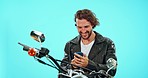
[76,24,90,27]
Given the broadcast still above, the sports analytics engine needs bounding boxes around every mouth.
[81,33,87,36]
[81,32,88,38]
[79,31,92,40]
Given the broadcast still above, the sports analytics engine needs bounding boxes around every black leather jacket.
[60,31,117,77]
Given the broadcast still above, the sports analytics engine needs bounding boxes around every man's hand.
[71,53,89,68]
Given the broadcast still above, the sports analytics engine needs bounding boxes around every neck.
[81,31,95,45]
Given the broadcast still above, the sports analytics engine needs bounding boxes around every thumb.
[83,53,87,57]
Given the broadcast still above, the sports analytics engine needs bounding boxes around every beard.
[79,30,92,40]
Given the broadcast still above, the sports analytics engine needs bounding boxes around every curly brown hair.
[74,9,99,28]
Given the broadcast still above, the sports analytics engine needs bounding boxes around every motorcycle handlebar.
[18,42,111,78]
[18,42,30,51]
[18,42,67,73]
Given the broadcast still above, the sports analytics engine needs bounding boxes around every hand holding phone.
[74,52,83,59]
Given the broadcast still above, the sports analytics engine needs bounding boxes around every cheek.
[77,28,81,32]
[85,28,91,32]
[88,28,93,32]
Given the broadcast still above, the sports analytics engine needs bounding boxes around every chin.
[82,37,89,40]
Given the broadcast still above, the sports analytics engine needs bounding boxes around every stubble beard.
[80,30,92,40]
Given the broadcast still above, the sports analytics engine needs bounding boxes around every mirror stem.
[38,36,42,49]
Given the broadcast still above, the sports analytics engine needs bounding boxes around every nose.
[80,27,87,33]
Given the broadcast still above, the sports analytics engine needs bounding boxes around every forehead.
[76,18,90,25]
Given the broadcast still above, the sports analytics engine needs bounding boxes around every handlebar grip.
[18,42,30,51]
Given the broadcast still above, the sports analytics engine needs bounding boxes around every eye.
[77,26,82,29]
[84,25,89,28]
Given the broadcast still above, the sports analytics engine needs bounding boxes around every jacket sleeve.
[104,38,117,76]
[60,42,72,73]
[86,38,117,76]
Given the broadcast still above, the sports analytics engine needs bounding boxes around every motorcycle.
[18,30,116,78]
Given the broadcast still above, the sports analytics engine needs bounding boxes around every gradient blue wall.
[0,0,148,78]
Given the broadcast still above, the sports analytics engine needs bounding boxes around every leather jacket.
[60,31,117,77]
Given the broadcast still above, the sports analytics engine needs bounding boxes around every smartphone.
[75,52,83,56]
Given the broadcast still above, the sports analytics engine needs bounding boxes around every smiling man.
[60,9,117,78]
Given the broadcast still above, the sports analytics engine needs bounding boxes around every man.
[60,9,117,78]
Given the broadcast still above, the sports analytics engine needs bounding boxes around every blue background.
[0,0,148,78]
